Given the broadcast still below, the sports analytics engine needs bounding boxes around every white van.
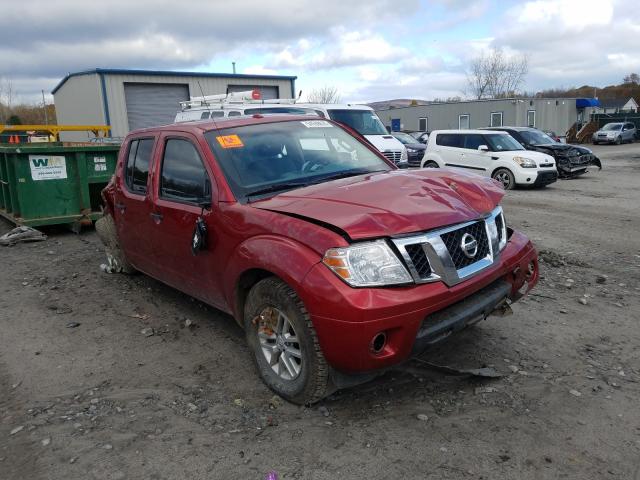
[421,130,558,189]
[174,91,408,167]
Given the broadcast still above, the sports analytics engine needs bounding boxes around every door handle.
[115,202,126,212]
[150,212,163,223]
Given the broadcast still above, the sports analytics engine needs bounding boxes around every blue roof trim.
[52,68,298,94]
[576,98,600,108]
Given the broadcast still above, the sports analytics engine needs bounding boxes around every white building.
[52,68,297,140]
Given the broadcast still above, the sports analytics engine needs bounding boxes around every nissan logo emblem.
[460,233,478,258]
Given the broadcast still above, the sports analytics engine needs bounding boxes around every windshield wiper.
[314,168,386,183]
[246,181,311,199]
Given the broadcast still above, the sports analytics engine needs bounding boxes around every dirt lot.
[1,143,639,480]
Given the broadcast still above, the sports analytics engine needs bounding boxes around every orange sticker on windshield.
[216,134,244,148]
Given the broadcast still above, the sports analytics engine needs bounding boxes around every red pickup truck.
[97,115,538,404]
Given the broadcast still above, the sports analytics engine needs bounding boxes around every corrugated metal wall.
[54,72,295,139]
[53,75,106,141]
[376,98,579,136]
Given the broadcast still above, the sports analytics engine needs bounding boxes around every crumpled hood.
[251,169,504,240]
[531,143,591,156]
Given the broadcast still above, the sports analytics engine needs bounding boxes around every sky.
[0,0,638,105]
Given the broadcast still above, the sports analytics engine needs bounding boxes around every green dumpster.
[0,143,120,229]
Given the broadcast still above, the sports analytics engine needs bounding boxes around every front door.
[113,137,158,274]
[148,134,225,308]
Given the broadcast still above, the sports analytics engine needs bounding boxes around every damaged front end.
[538,145,602,178]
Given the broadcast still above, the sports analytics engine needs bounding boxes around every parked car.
[592,122,637,144]
[543,130,561,142]
[96,115,539,404]
[485,127,601,178]
[421,129,557,190]
[408,131,429,144]
[391,131,426,167]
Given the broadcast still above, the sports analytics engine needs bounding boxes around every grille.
[440,221,490,270]
[405,244,431,278]
[383,150,402,164]
[495,213,504,243]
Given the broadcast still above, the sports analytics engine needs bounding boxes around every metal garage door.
[227,84,279,99]
[124,83,190,131]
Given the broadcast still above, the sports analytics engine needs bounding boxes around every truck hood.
[364,134,405,153]
[251,169,504,240]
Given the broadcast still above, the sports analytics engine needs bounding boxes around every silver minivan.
[592,122,637,144]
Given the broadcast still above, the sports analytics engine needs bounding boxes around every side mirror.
[478,145,490,152]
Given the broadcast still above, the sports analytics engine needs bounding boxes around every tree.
[466,48,529,99]
[306,86,341,103]
[623,73,639,85]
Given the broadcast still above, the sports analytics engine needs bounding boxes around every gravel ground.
[1,143,639,480]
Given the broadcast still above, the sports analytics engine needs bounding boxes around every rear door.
[113,137,158,273]
[434,133,464,165]
[148,133,226,308]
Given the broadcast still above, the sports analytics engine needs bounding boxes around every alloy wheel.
[255,307,302,381]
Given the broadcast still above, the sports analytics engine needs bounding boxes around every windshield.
[327,109,388,135]
[602,123,623,131]
[205,120,391,201]
[392,132,417,144]
[519,129,555,145]
[485,134,525,151]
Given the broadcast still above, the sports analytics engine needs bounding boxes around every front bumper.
[557,154,601,177]
[300,230,538,373]
[513,168,558,187]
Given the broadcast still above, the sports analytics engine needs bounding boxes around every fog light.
[525,261,535,281]
[371,332,387,354]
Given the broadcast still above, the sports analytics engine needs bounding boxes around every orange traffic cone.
[14,135,20,143]
[8,135,15,144]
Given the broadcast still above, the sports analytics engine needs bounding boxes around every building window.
[419,117,428,131]
[527,110,536,127]
[458,114,470,130]
[490,112,503,127]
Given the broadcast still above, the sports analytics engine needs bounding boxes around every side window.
[124,138,154,194]
[200,112,210,120]
[228,111,241,116]
[463,134,485,150]
[436,134,462,148]
[211,111,224,118]
[160,139,209,203]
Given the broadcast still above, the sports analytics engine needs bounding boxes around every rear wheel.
[244,277,330,405]
[492,168,516,190]
[95,214,136,274]
[422,160,439,168]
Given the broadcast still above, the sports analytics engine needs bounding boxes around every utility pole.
[42,90,49,125]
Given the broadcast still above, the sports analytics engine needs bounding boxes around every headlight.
[512,156,537,168]
[323,240,412,287]
[407,148,418,153]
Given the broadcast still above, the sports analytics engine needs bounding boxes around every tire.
[422,160,439,168]
[615,136,622,145]
[244,277,329,405]
[492,168,516,190]
[94,214,136,274]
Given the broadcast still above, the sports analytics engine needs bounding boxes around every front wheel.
[492,168,516,190]
[244,277,330,405]
[422,160,439,168]
[615,136,622,145]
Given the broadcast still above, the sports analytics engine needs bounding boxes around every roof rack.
[179,89,299,110]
